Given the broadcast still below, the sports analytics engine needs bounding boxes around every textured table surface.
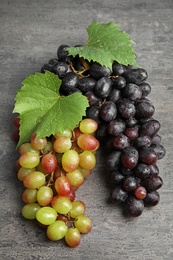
[0,0,173,259]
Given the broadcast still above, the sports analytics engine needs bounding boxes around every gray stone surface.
[0,0,173,259]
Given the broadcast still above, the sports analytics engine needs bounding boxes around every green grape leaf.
[13,71,89,148]
[67,20,139,69]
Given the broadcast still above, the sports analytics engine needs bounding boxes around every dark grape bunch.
[40,44,166,218]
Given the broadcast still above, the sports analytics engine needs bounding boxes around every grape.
[143,191,160,207]
[13,116,20,127]
[23,171,46,189]
[66,169,84,187]
[123,176,137,192]
[133,135,151,148]
[107,88,121,103]
[35,206,57,226]
[70,200,86,218]
[122,83,142,101]
[18,143,40,155]
[65,227,81,247]
[90,62,111,79]
[51,195,72,214]
[77,133,99,151]
[30,133,47,150]
[22,188,37,203]
[52,61,69,77]
[85,91,102,106]
[135,99,155,119]
[47,220,68,241]
[112,76,126,89]
[149,144,166,159]
[108,170,124,186]
[133,163,150,180]
[74,215,92,234]
[86,106,101,124]
[123,68,148,85]
[37,186,53,206]
[139,119,160,137]
[134,186,147,199]
[110,186,128,203]
[141,175,163,191]
[100,101,117,122]
[53,136,72,153]
[78,77,96,93]
[139,147,157,165]
[19,152,40,168]
[94,77,112,98]
[121,147,139,169]
[22,203,41,220]
[124,127,139,141]
[106,150,121,171]
[41,153,57,173]
[112,61,126,75]
[62,150,79,172]
[79,118,98,134]
[17,167,36,181]
[113,135,130,150]
[62,72,79,93]
[54,128,72,139]
[138,82,151,97]
[107,118,126,136]
[54,176,72,196]
[125,195,144,217]
[57,44,69,61]
[79,151,96,170]
[117,98,136,119]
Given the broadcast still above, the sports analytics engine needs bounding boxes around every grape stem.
[68,58,90,77]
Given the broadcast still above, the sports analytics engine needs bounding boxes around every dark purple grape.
[149,144,166,160]
[90,62,112,79]
[143,191,160,207]
[141,175,163,191]
[57,44,70,61]
[151,134,161,145]
[121,167,132,176]
[125,117,137,128]
[100,101,117,122]
[133,135,152,148]
[86,106,101,124]
[85,91,102,107]
[124,127,139,141]
[139,119,160,137]
[61,72,79,93]
[107,119,126,136]
[73,56,85,71]
[123,176,137,192]
[41,63,52,73]
[107,88,121,103]
[139,147,157,165]
[139,82,151,97]
[112,61,126,76]
[95,122,108,140]
[109,170,125,186]
[110,186,128,203]
[48,58,59,66]
[121,147,139,169]
[106,150,121,171]
[78,77,96,93]
[113,135,130,150]
[149,164,159,176]
[135,99,155,119]
[133,163,151,180]
[52,61,69,77]
[122,83,142,101]
[125,195,144,217]
[123,68,148,85]
[94,77,112,98]
[117,98,136,119]
[112,76,126,89]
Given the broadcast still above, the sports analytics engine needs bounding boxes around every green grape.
[36,206,57,225]
[37,186,53,206]
[74,215,92,234]
[23,171,46,189]
[22,188,37,203]
[54,128,72,139]
[19,152,40,168]
[66,169,84,187]
[43,141,53,153]
[79,118,98,134]
[51,195,72,214]
[79,151,96,170]
[53,136,72,153]
[77,165,92,178]
[22,203,41,219]
[30,133,47,150]
[70,200,86,219]
[18,143,40,155]
[17,167,36,181]
[77,133,99,151]
[62,150,79,172]
[46,220,68,241]
[65,227,81,247]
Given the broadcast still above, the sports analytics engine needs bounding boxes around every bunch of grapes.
[40,44,166,217]
[13,117,99,247]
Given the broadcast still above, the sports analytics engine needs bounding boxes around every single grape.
[138,82,151,97]
[61,72,79,93]
[112,76,126,89]
[66,169,84,187]
[125,195,144,217]
[52,61,69,77]
[133,135,151,148]
[53,136,72,153]
[41,153,57,173]
[19,152,40,168]
[47,220,68,241]
[36,206,57,225]
[57,44,69,61]
[123,127,139,141]
[23,171,46,189]
[112,61,126,76]
[106,150,121,171]
[79,118,98,134]
[18,143,40,155]
[77,133,99,151]
[110,186,128,203]
[65,227,81,247]
[13,116,20,127]
[30,133,47,150]
[79,151,96,170]
[100,101,117,122]
[121,147,139,169]
[86,106,101,124]
[85,91,102,106]
[74,215,92,234]
[107,119,126,136]
[22,188,37,203]
[122,83,142,101]
[108,170,125,186]
[37,186,53,206]
[54,176,72,196]
[134,186,147,199]
[22,203,41,220]
[62,150,79,172]
[133,163,151,180]
[94,77,112,98]
[139,119,160,137]
[78,77,96,93]
[70,200,86,219]
[107,88,121,103]
[117,98,136,119]
[149,144,166,160]
[51,195,72,214]
[143,191,160,207]
[139,147,157,165]
[135,99,155,119]
[123,176,137,192]
[113,134,130,150]
[123,68,148,85]
[141,175,163,191]
[90,62,111,79]
[54,128,72,139]
[17,167,36,181]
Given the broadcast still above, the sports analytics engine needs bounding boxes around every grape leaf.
[67,20,139,69]
[13,71,89,148]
